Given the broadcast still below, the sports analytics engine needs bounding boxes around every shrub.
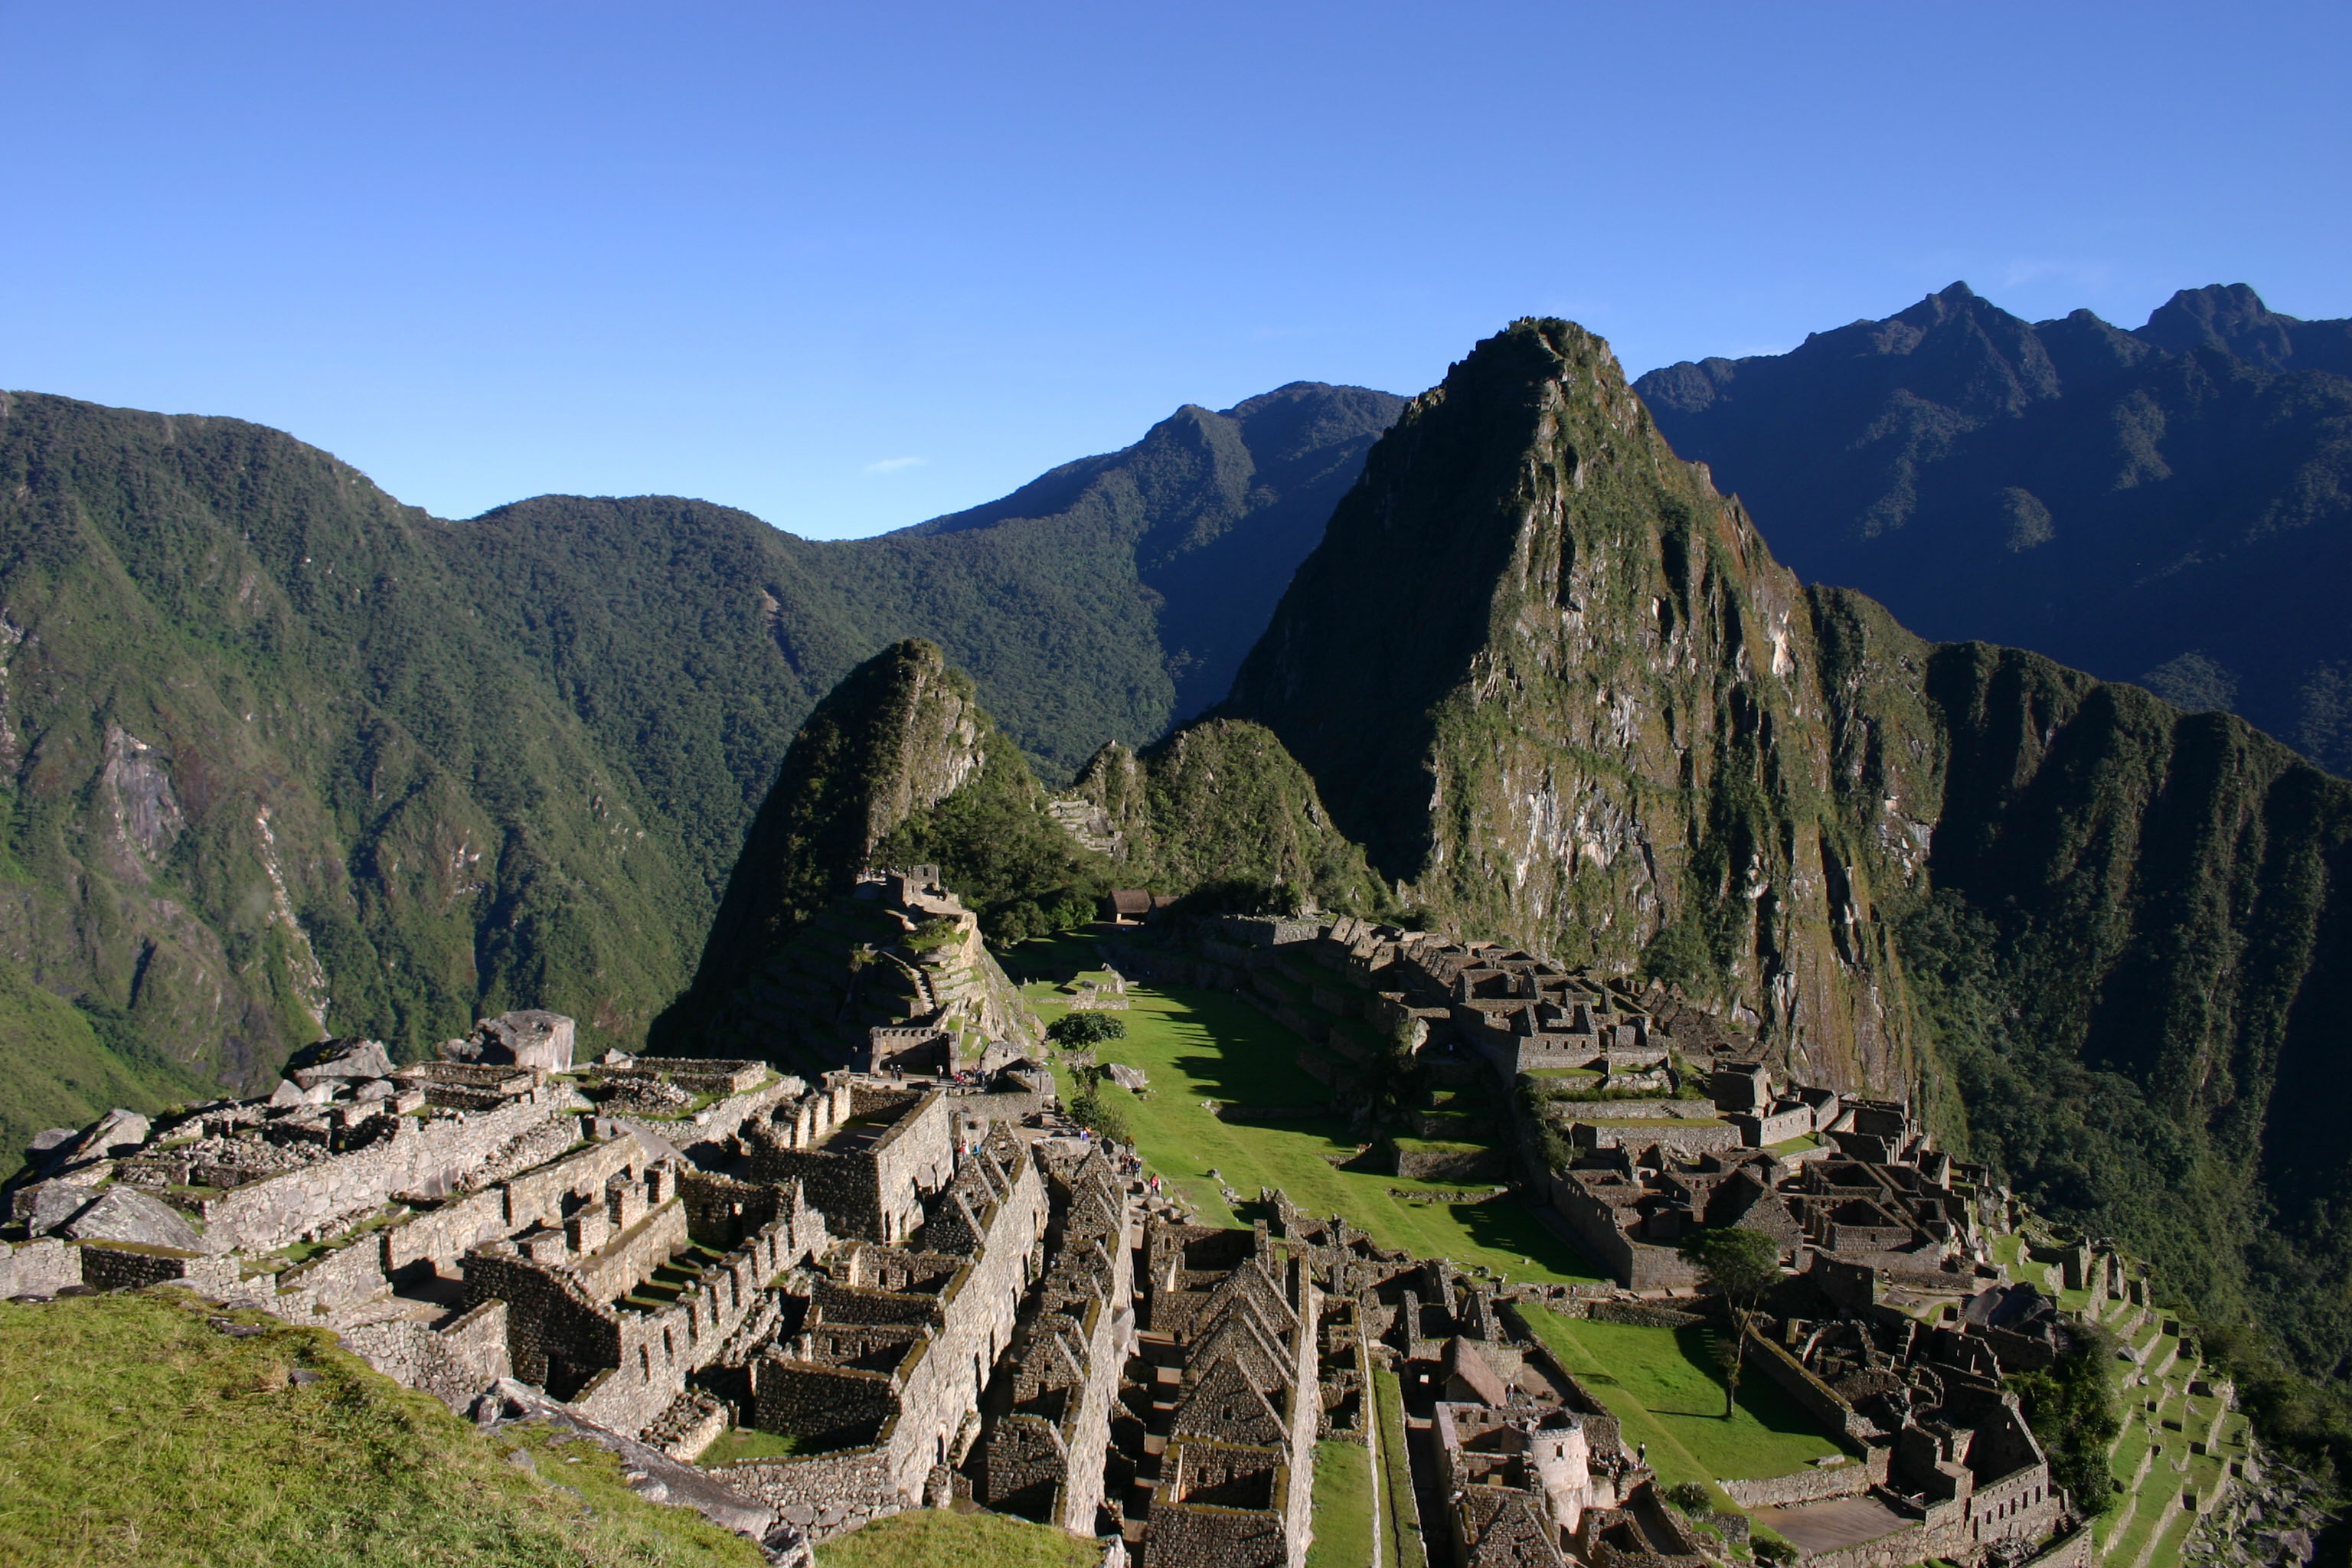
[1664,1481,1712,1514]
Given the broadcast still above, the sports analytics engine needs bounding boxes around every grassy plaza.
[1522,1309,1857,1498]
[1010,934,1605,1287]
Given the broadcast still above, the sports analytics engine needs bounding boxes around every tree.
[1067,1064,1133,1145]
[2008,1321,2122,1515]
[1679,1227,1782,1417]
[1048,1012,1126,1048]
[1369,1018,1424,1118]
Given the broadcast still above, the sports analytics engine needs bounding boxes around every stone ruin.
[0,967,2175,1568]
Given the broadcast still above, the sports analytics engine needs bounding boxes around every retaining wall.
[341,1301,512,1410]
[0,1237,80,1297]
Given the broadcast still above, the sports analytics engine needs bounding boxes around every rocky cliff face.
[1227,319,1919,1089]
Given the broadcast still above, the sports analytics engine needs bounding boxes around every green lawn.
[1522,1310,1853,1503]
[698,1427,802,1464]
[1305,1441,1374,1568]
[1015,940,1604,1287]
[815,1508,1098,1568]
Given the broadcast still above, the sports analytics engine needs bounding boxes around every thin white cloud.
[863,456,928,475]
[2001,258,2114,292]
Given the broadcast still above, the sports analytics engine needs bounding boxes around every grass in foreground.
[0,1291,765,1567]
[814,1508,1099,1568]
[1305,1439,1374,1567]
[1524,1310,1852,1500]
[1016,943,1603,1287]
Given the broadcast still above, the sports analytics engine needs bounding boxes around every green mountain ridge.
[659,639,1380,1068]
[0,379,1396,1142]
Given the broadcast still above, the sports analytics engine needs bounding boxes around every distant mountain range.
[1636,283,2352,773]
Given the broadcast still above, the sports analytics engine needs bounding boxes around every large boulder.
[443,1011,575,1073]
[58,1187,203,1252]
[68,1109,152,1162]
[21,1182,100,1236]
[285,1037,397,1089]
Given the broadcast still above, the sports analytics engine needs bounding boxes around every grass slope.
[0,955,208,1178]
[1372,1369,1429,1568]
[1522,1309,1854,1501]
[1012,936,1602,1286]
[0,1291,764,1567]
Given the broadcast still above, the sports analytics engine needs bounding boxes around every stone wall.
[190,1092,573,1255]
[341,1301,512,1410]
[276,1229,396,1314]
[570,1213,812,1438]
[711,1446,903,1543]
[751,1089,956,1243]
[1547,1171,1697,1290]
[1739,1323,1875,1444]
[383,1187,510,1275]
[1570,1119,1743,1160]
[1717,1448,1886,1508]
[0,1237,81,1297]
[733,1129,1047,1526]
[1393,1142,1504,1181]
[501,1132,642,1234]
[77,1241,240,1297]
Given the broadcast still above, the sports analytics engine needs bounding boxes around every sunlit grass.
[1011,937,1603,1287]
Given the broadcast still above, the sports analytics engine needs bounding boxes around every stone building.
[977,1140,1134,1531]
[745,1078,957,1243]
[717,1122,1050,1535]
[1131,1214,1324,1568]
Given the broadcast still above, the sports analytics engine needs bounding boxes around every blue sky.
[2,2,2345,539]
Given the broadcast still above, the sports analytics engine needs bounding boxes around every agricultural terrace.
[1007,935,1604,1288]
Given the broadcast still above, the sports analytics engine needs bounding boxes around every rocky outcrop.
[671,640,990,1023]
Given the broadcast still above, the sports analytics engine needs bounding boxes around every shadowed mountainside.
[1636,283,2352,774]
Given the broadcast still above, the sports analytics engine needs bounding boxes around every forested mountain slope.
[0,391,702,1149]
[0,379,1396,1145]
[1635,283,2352,773]
[1224,315,2352,1406]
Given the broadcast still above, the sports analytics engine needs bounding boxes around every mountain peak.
[2136,282,2296,366]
